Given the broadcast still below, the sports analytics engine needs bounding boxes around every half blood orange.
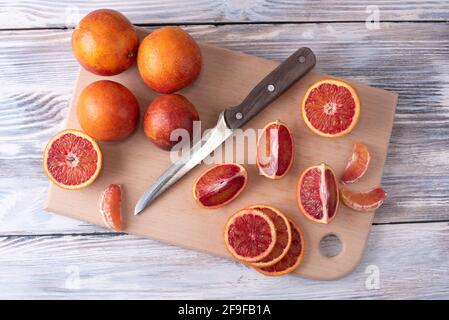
[254,219,305,276]
[341,143,371,184]
[341,187,386,212]
[100,184,123,231]
[302,79,360,138]
[256,121,294,179]
[43,129,102,190]
[297,163,339,224]
[248,205,292,268]
[224,208,276,263]
[193,163,247,208]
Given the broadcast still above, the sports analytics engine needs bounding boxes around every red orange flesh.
[341,143,371,184]
[99,184,123,231]
[224,208,276,262]
[297,163,339,224]
[248,205,292,268]
[193,163,247,208]
[256,121,294,179]
[341,187,386,212]
[43,129,102,190]
[254,219,305,276]
[302,79,360,138]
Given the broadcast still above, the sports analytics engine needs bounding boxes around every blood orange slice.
[248,205,292,268]
[224,208,276,263]
[256,121,294,179]
[297,163,339,224]
[341,143,370,184]
[193,163,247,208]
[302,79,360,137]
[100,184,123,231]
[43,129,102,190]
[254,219,305,276]
[341,187,386,212]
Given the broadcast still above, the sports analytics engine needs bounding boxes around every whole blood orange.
[77,80,140,142]
[137,26,202,94]
[43,129,102,190]
[254,219,305,276]
[248,205,292,268]
[144,94,199,150]
[100,184,123,231]
[302,79,360,137]
[193,163,247,208]
[72,9,139,76]
[341,187,386,212]
[341,143,371,184]
[297,163,339,224]
[256,121,294,179]
[224,208,276,263]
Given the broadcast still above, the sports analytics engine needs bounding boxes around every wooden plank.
[2,175,448,236]
[0,221,447,299]
[0,0,448,29]
[1,23,448,237]
[45,27,397,281]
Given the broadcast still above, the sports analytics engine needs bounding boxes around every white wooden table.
[0,1,448,299]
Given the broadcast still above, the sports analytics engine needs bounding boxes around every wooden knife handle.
[224,47,316,129]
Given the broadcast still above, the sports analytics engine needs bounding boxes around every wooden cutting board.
[45,28,397,280]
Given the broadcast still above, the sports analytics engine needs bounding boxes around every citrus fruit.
[256,121,294,179]
[254,219,305,276]
[302,79,360,137]
[341,187,386,212]
[341,143,371,184]
[297,163,339,224]
[72,9,139,76]
[248,205,292,268]
[144,94,200,150]
[224,208,276,263]
[193,164,247,208]
[137,26,202,94]
[99,184,123,231]
[77,80,140,142]
[43,129,102,190]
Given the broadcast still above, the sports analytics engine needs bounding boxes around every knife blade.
[134,47,316,215]
[134,112,232,215]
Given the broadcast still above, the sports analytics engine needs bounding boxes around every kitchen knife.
[134,47,316,215]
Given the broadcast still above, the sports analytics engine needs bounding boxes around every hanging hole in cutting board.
[319,234,343,258]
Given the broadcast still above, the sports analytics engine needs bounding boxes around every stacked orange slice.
[224,205,305,276]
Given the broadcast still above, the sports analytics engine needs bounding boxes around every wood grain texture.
[1,23,448,239]
[0,0,448,298]
[0,221,447,299]
[0,0,448,29]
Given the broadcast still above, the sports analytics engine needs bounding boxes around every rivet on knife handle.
[224,47,316,129]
